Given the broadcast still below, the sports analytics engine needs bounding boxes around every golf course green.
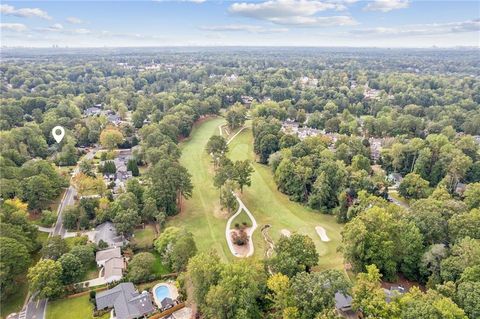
[168,117,344,270]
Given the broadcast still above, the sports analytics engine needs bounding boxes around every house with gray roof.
[94,222,126,248]
[96,283,155,319]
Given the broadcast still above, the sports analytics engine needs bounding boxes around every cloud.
[66,17,84,24]
[0,4,51,20]
[229,0,356,27]
[351,19,480,36]
[0,23,27,32]
[364,0,409,12]
[200,24,288,33]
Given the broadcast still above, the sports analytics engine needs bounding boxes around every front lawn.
[46,294,110,319]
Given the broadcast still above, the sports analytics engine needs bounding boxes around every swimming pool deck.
[152,282,179,307]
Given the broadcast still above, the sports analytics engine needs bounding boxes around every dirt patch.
[213,203,230,219]
[280,229,291,237]
[315,226,330,242]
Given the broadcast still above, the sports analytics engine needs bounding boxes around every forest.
[0,48,479,319]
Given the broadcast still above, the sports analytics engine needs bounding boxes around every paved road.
[21,147,99,319]
[51,147,98,237]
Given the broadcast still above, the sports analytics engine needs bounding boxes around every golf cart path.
[221,125,258,258]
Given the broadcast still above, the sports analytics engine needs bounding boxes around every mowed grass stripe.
[169,117,231,261]
[227,125,344,270]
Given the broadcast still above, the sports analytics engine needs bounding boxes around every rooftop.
[96,283,155,319]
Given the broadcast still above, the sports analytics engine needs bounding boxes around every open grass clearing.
[230,209,252,229]
[132,224,157,250]
[169,117,344,270]
[168,117,232,261]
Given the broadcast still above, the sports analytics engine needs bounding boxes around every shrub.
[232,229,249,246]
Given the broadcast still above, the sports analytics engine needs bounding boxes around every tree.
[220,180,237,214]
[20,175,55,211]
[398,287,467,319]
[99,127,123,150]
[440,237,480,282]
[142,196,159,222]
[291,270,351,319]
[225,104,246,130]
[155,227,197,272]
[63,206,79,230]
[399,173,430,199]
[113,208,140,236]
[127,252,156,283]
[168,230,198,272]
[352,265,395,318]
[258,133,279,163]
[69,244,95,268]
[269,233,319,278]
[0,237,30,298]
[341,206,423,280]
[127,159,139,177]
[79,159,95,177]
[187,251,222,312]
[206,135,228,163]
[456,281,480,319]
[464,183,480,210]
[233,160,254,193]
[72,173,106,196]
[27,259,63,299]
[408,198,448,245]
[59,253,85,284]
[267,273,297,317]
[146,160,193,216]
[204,260,266,319]
[42,236,68,260]
[351,154,372,173]
[449,209,480,242]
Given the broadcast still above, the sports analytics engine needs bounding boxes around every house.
[96,247,122,267]
[384,286,406,303]
[387,173,403,188]
[93,221,126,248]
[84,107,102,117]
[160,297,176,311]
[96,283,155,319]
[107,114,122,126]
[95,247,126,283]
[104,256,126,283]
[335,292,353,313]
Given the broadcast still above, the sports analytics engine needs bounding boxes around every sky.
[1,0,479,48]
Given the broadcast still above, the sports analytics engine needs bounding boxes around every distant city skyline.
[1,0,479,48]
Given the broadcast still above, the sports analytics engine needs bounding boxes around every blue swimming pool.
[154,285,171,302]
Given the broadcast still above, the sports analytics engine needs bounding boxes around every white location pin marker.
[52,126,65,143]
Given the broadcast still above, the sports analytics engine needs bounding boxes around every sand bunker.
[280,229,291,237]
[315,226,330,242]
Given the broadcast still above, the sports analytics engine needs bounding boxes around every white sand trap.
[315,226,330,242]
[280,229,291,237]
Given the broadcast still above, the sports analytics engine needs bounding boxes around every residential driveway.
[79,276,107,287]
[21,297,47,319]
